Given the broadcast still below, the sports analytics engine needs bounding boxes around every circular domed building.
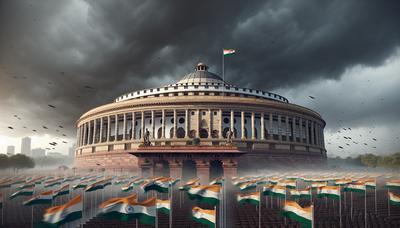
[75,63,326,182]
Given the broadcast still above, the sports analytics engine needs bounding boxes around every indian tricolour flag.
[23,190,53,206]
[385,180,400,189]
[10,187,34,199]
[156,199,171,215]
[363,179,376,189]
[335,179,352,186]
[209,177,224,186]
[389,192,400,206]
[85,178,112,192]
[317,186,341,199]
[278,180,297,189]
[264,185,286,198]
[192,206,216,228]
[53,184,70,199]
[143,177,172,193]
[344,182,366,193]
[237,192,260,205]
[223,49,235,56]
[179,178,200,191]
[238,180,257,191]
[282,201,313,228]
[188,185,221,205]
[311,181,328,188]
[290,187,311,199]
[99,195,156,225]
[42,195,82,226]
[0,193,3,208]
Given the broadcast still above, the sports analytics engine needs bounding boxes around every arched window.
[199,129,208,138]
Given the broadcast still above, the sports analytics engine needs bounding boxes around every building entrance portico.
[131,145,243,184]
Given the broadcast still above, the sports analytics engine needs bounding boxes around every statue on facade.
[226,128,234,144]
[143,128,151,146]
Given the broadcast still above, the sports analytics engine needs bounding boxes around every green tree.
[360,154,379,168]
[0,154,9,169]
[8,154,35,173]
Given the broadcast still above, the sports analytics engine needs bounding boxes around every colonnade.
[76,109,325,149]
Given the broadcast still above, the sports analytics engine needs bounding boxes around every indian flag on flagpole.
[53,184,70,199]
[223,49,236,56]
[317,186,341,199]
[290,187,311,199]
[192,206,216,228]
[282,201,313,228]
[238,180,258,191]
[344,182,366,193]
[41,195,82,226]
[99,195,156,225]
[188,185,221,205]
[156,199,171,215]
[179,178,200,191]
[263,185,286,198]
[23,190,53,206]
[9,187,34,199]
[143,177,172,193]
[334,179,352,186]
[0,193,3,208]
[237,191,260,205]
[278,180,297,189]
[389,192,400,206]
[385,180,400,189]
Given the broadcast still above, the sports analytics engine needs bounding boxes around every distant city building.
[68,144,76,158]
[31,148,46,157]
[21,137,31,156]
[6,145,15,156]
[47,152,63,157]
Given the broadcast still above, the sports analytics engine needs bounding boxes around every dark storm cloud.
[0,0,400,140]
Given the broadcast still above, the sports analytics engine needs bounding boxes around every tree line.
[328,152,400,169]
[0,154,35,172]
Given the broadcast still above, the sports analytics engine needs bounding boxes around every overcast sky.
[0,0,399,157]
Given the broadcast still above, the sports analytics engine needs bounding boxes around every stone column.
[99,118,103,143]
[76,127,80,147]
[251,112,255,140]
[168,159,182,178]
[196,159,210,184]
[114,114,118,141]
[291,117,295,142]
[87,121,91,145]
[173,109,177,138]
[131,112,136,140]
[241,111,245,139]
[269,113,273,140]
[316,124,320,146]
[230,110,235,138]
[82,124,86,145]
[260,113,265,140]
[305,120,310,144]
[162,110,166,138]
[278,115,282,141]
[285,116,289,141]
[151,110,155,139]
[311,122,315,145]
[107,116,111,142]
[299,117,303,143]
[222,159,238,180]
[185,109,189,138]
[196,109,200,138]
[123,113,127,140]
[208,109,212,139]
[141,111,145,139]
[219,109,223,139]
[138,158,154,178]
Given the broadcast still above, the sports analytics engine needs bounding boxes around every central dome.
[176,62,225,84]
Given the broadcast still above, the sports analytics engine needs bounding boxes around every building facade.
[21,137,31,156]
[75,63,326,182]
[6,145,15,156]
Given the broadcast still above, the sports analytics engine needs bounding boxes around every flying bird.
[84,85,94,89]
[43,126,48,129]
[372,138,377,141]
[308,96,315,99]
[7,126,13,129]
[48,104,56,108]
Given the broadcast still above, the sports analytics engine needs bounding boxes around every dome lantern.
[195,62,209,71]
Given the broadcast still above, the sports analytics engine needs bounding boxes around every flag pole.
[258,190,261,228]
[339,185,342,228]
[169,184,173,228]
[364,188,367,228]
[388,189,390,217]
[311,204,314,228]
[351,192,353,220]
[222,50,225,82]
[374,178,377,214]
